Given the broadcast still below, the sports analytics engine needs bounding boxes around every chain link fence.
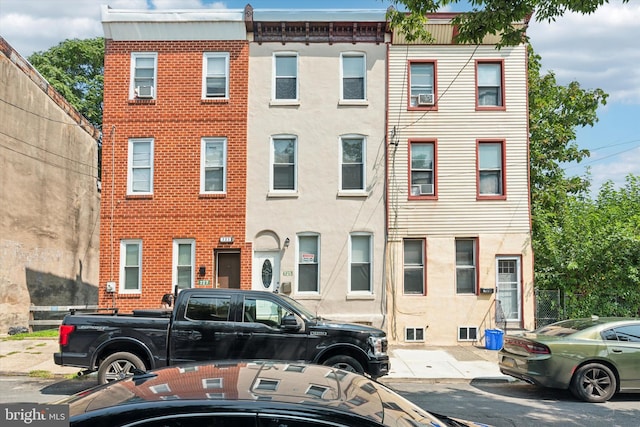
[535,288,565,329]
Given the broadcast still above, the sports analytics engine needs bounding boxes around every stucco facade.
[245,9,390,327]
[0,38,101,332]
[385,18,535,346]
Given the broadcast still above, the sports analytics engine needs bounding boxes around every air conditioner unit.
[411,184,433,196]
[135,85,154,98]
[417,93,434,106]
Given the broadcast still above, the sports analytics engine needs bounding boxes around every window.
[200,138,227,193]
[203,52,229,99]
[350,234,372,293]
[273,53,297,100]
[403,239,424,295]
[458,326,478,341]
[127,138,153,195]
[477,61,504,108]
[120,240,141,293]
[405,327,425,342]
[130,52,157,99]
[173,240,194,291]
[298,234,319,293]
[184,296,231,321]
[409,142,435,197]
[243,297,287,327]
[456,239,477,294]
[271,136,297,192]
[341,53,365,100]
[409,61,436,108]
[478,141,505,197]
[340,136,365,192]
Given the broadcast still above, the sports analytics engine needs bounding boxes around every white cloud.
[589,146,640,191]
[528,3,640,104]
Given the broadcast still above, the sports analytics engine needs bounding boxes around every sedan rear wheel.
[570,363,617,403]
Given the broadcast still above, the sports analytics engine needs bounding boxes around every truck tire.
[98,351,146,384]
[323,355,364,374]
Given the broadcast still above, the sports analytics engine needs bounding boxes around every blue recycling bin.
[485,329,504,350]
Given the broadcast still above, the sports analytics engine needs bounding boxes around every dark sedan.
[59,360,491,427]
[499,317,640,402]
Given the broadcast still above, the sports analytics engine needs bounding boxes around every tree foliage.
[534,176,640,317]
[388,0,629,46]
[28,37,104,130]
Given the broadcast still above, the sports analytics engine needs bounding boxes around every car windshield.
[535,319,602,337]
[277,293,317,320]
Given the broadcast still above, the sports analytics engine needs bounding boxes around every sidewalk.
[0,337,511,383]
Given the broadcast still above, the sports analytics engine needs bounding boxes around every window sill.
[267,192,299,199]
[408,195,437,201]
[199,193,227,199]
[338,100,369,107]
[201,98,229,104]
[475,106,506,111]
[346,293,375,300]
[126,194,153,200]
[477,195,507,201]
[337,190,369,198]
[128,99,156,105]
[269,100,300,107]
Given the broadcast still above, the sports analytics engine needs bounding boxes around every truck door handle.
[236,332,251,338]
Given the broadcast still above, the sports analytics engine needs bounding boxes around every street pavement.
[0,337,512,383]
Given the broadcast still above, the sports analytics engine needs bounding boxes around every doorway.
[496,256,522,323]
[252,251,280,292]
[216,251,240,289]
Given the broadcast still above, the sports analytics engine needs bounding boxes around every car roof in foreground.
[62,361,445,426]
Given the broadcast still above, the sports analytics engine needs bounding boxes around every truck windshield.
[278,294,317,320]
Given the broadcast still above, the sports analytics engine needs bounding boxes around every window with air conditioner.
[410,142,435,197]
[409,61,436,108]
[130,52,157,100]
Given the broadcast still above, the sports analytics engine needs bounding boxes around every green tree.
[388,0,629,46]
[28,37,104,129]
[535,177,640,317]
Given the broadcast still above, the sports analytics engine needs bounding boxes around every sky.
[1,0,638,192]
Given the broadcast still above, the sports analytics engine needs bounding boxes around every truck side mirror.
[281,314,301,331]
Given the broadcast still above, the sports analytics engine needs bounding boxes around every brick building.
[100,8,250,310]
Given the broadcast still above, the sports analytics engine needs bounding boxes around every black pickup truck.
[55,289,389,383]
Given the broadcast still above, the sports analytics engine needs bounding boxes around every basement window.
[458,326,478,342]
[405,327,425,342]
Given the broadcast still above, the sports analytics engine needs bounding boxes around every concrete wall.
[0,38,100,332]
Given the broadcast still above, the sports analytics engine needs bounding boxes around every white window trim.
[296,233,320,296]
[458,326,479,342]
[348,233,373,295]
[127,138,154,195]
[339,52,367,103]
[338,134,367,196]
[129,52,158,100]
[272,52,299,104]
[269,135,298,195]
[200,137,227,194]
[405,327,425,342]
[173,239,195,291]
[496,256,522,322]
[202,52,230,99]
[120,240,142,294]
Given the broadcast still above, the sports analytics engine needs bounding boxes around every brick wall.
[99,40,250,311]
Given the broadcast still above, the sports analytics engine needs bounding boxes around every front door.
[216,252,240,289]
[496,257,522,322]
[253,251,280,291]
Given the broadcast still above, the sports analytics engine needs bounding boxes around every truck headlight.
[368,336,387,357]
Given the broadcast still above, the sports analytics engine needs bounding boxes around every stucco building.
[244,7,389,326]
[0,37,101,332]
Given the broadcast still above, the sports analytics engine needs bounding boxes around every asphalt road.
[1,376,639,426]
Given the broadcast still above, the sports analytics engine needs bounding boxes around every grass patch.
[29,370,54,379]
[3,329,58,341]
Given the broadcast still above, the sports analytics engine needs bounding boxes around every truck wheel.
[98,351,146,384]
[323,355,364,374]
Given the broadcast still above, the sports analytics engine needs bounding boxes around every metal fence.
[535,289,564,328]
